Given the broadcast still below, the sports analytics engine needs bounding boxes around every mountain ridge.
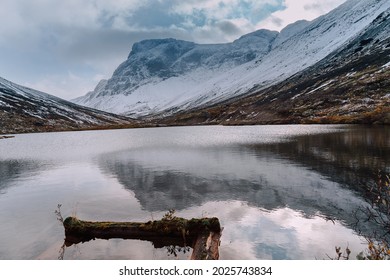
[0,76,142,134]
[2,0,389,134]
[73,28,279,114]
[73,0,390,121]
[159,7,390,125]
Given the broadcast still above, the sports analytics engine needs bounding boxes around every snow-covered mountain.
[74,0,390,119]
[73,29,278,116]
[162,5,390,125]
[0,77,139,134]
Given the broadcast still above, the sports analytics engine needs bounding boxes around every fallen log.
[190,230,222,260]
[63,216,221,260]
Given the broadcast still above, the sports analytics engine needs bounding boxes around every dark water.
[0,125,388,260]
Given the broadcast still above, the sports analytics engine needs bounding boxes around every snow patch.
[291,80,335,100]
[346,72,357,77]
[307,80,335,94]
[382,61,390,68]
[0,100,14,108]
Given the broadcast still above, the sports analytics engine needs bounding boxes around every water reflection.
[60,237,192,260]
[100,148,359,214]
[97,126,389,240]
[251,126,390,191]
[0,160,45,193]
[59,239,192,260]
[0,125,388,259]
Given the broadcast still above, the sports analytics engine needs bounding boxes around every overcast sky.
[0,0,346,100]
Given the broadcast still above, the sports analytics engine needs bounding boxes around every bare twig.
[54,204,64,224]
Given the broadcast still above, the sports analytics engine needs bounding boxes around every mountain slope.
[73,29,278,116]
[161,7,390,125]
[0,77,141,134]
[74,0,390,119]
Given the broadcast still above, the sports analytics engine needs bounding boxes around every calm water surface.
[0,125,389,260]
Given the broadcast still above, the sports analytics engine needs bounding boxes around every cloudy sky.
[0,0,346,100]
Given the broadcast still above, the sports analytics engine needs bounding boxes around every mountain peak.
[129,38,196,58]
[73,0,390,118]
[236,29,279,41]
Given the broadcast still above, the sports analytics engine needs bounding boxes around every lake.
[0,125,389,260]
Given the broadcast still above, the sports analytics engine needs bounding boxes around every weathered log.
[190,230,222,260]
[63,216,221,259]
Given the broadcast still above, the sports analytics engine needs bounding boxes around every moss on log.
[63,216,222,259]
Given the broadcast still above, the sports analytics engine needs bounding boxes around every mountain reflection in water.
[98,126,389,238]
[0,125,388,259]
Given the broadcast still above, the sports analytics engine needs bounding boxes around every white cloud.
[257,0,346,31]
[25,72,105,100]
[171,0,279,16]
[171,0,282,29]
